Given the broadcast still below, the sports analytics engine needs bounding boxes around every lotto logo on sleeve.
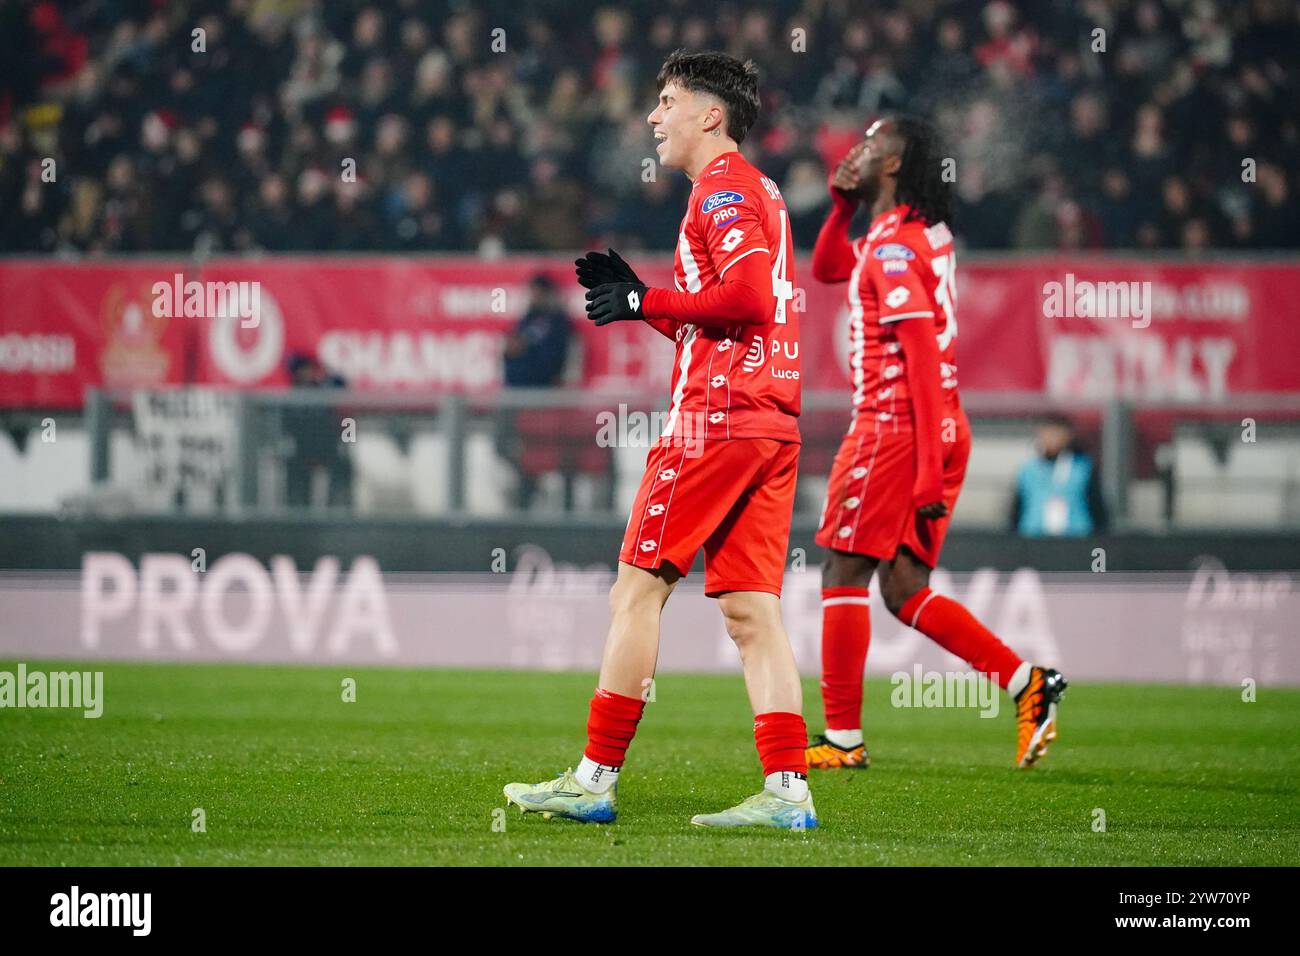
[701,190,745,214]
[885,287,911,308]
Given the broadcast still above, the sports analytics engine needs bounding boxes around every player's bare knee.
[881,581,911,619]
[608,571,668,619]
[881,571,926,619]
[717,596,767,648]
[717,606,759,650]
[822,551,875,590]
[720,610,761,648]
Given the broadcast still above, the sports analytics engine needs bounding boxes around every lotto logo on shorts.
[639,539,657,552]
[658,469,677,481]
[710,375,726,387]
[836,526,852,538]
[717,340,732,352]
[708,411,725,423]
[647,504,665,516]
[851,467,868,479]
[844,496,861,508]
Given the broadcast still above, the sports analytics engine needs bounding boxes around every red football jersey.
[658,151,801,444]
[845,204,960,431]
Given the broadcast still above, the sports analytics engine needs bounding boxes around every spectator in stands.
[1010,413,1108,537]
[0,1,1296,254]
[503,273,571,388]
[498,274,574,509]
[283,353,353,511]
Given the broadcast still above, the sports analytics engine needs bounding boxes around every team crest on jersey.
[873,243,915,260]
[701,190,744,214]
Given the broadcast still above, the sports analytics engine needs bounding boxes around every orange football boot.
[1015,667,1068,768]
[806,734,870,770]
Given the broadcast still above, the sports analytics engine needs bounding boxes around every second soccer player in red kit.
[504,51,815,829]
[805,116,1068,771]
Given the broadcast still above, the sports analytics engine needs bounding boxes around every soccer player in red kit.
[806,115,1067,770]
[504,51,815,829]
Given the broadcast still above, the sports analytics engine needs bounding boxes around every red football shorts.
[620,438,799,597]
[814,406,971,568]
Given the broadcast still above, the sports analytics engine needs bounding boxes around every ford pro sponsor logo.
[712,206,739,227]
[701,190,745,214]
[873,243,916,260]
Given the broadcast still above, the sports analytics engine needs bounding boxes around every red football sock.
[898,587,1023,689]
[583,687,646,767]
[754,711,809,776]
[820,586,872,730]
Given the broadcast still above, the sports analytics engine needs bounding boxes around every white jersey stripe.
[660,324,698,440]
[847,244,869,410]
[718,246,769,277]
[678,229,702,292]
[879,310,935,323]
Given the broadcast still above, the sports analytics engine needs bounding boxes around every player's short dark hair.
[1038,411,1075,430]
[880,113,954,228]
[656,50,760,145]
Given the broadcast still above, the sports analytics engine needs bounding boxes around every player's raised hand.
[830,142,865,206]
[575,248,642,290]
[585,281,647,326]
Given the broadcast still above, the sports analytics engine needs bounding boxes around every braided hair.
[884,114,954,228]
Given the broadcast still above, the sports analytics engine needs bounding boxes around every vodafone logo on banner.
[208,288,285,383]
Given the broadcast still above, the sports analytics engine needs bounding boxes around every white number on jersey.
[931,251,958,350]
[771,208,793,325]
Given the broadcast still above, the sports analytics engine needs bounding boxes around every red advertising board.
[1,256,1296,408]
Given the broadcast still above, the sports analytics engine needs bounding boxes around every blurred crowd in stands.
[1,0,1296,256]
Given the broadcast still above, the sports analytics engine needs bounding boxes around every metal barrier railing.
[64,387,1300,529]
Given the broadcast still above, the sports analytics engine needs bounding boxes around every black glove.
[574,248,642,290]
[585,281,648,326]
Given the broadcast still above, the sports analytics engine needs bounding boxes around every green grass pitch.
[2,660,1298,866]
